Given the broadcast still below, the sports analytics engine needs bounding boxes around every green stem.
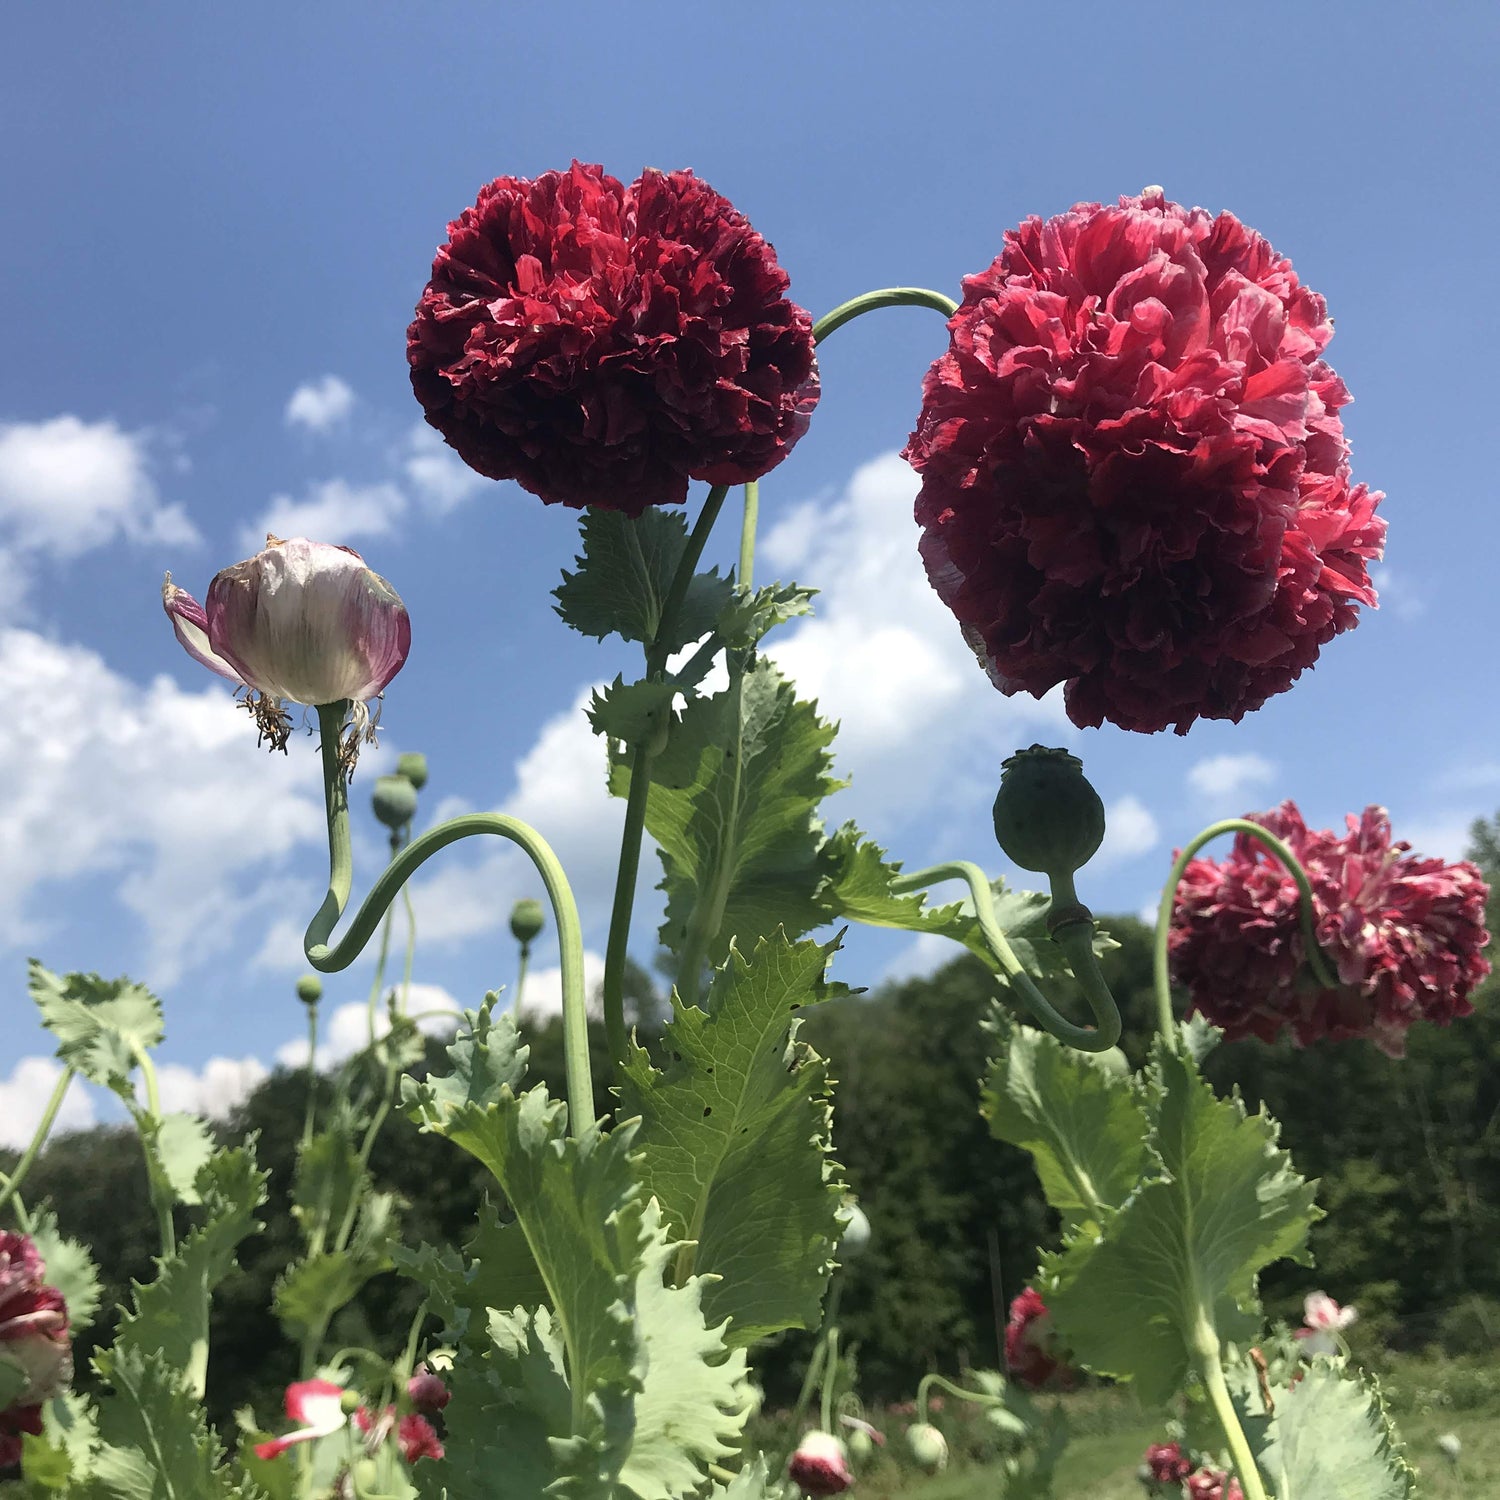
[738,480,759,592]
[0,1065,75,1226]
[364,832,401,1051]
[301,1001,320,1154]
[812,287,958,344]
[600,483,732,1068]
[916,1372,1007,1424]
[513,941,531,1016]
[304,719,594,1133]
[1152,819,1337,1053]
[1193,1312,1271,1500]
[819,1326,840,1435]
[891,862,1121,1051]
[128,1041,175,1258]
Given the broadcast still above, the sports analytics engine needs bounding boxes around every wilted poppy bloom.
[905,187,1385,734]
[0,1233,71,1471]
[1004,1287,1076,1389]
[787,1431,854,1496]
[254,1379,351,1460]
[1170,802,1490,1054]
[408,161,819,515]
[163,535,410,759]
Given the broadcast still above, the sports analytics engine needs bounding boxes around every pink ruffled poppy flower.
[408,161,819,516]
[406,1367,450,1414]
[0,1232,71,1470]
[905,187,1385,734]
[787,1430,854,1496]
[1144,1441,1195,1483]
[1170,802,1490,1054]
[1296,1290,1358,1356]
[1004,1287,1076,1390]
[253,1379,350,1460]
[163,535,410,758]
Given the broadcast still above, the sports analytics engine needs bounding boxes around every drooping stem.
[0,1065,76,1226]
[1193,1311,1271,1500]
[601,483,732,1066]
[304,709,595,1135]
[891,862,1121,1051]
[738,480,759,592]
[812,287,958,344]
[916,1372,1007,1424]
[1152,818,1337,1053]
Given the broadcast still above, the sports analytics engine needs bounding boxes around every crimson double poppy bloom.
[1169,802,1491,1055]
[0,1233,71,1470]
[905,188,1385,734]
[408,161,819,516]
[1004,1286,1075,1389]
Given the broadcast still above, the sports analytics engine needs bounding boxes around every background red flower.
[904,188,1385,734]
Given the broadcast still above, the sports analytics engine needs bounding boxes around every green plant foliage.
[18,1391,99,1490]
[1253,1363,1416,1498]
[614,658,842,966]
[28,963,163,1097]
[982,1011,1150,1230]
[1041,1039,1319,1405]
[27,1209,103,1334]
[619,932,847,1344]
[553,508,732,652]
[704,1455,774,1500]
[717,583,817,650]
[587,676,680,746]
[141,1115,215,1207]
[108,1146,267,1401]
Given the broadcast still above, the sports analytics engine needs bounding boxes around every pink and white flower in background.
[1295,1290,1358,1357]
[0,1232,72,1471]
[787,1430,855,1496]
[253,1379,351,1460]
[163,534,410,757]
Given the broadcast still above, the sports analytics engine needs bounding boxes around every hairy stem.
[1152,818,1336,1052]
[129,1041,176,1260]
[0,1065,75,1227]
[738,480,759,592]
[1194,1311,1271,1500]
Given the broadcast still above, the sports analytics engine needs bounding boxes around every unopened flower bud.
[992,745,1105,881]
[905,1423,948,1473]
[295,975,323,1006]
[846,1427,874,1463]
[339,1389,363,1415]
[1437,1432,1461,1463]
[396,752,428,791]
[839,1200,871,1259]
[510,898,545,945]
[787,1431,853,1496]
[372,774,419,830]
[407,1368,449,1414]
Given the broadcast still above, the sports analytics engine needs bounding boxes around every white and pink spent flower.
[1296,1290,1357,1356]
[787,1430,855,1495]
[253,1379,351,1460]
[163,535,410,761]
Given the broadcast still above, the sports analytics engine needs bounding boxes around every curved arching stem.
[305,704,595,1132]
[812,286,958,344]
[1152,818,1337,1052]
[890,862,1121,1052]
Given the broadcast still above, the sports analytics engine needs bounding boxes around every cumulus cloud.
[0,628,326,984]
[241,478,408,551]
[0,1057,97,1150]
[1187,752,1277,805]
[1370,564,1426,621]
[402,423,488,514]
[1096,795,1160,868]
[285,376,356,433]
[154,1056,268,1120]
[0,415,199,566]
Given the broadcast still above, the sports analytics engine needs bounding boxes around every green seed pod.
[339,1389,363,1415]
[510,898,545,945]
[396,751,429,791]
[846,1427,875,1463]
[295,975,323,1006]
[992,745,1106,880]
[839,1200,871,1259]
[372,773,419,830]
[905,1423,948,1473]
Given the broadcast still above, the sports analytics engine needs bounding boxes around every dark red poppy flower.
[396,1413,444,1465]
[0,1232,71,1471]
[1144,1441,1195,1484]
[408,161,819,516]
[1170,802,1490,1055]
[1004,1287,1076,1389]
[787,1431,854,1495]
[904,187,1385,734]
[1187,1470,1244,1500]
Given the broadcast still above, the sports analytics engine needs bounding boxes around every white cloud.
[402,423,488,514]
[518,949,607,1021]
[0,415,199,563]
[1096,795,1160,868]
[882,931,958,985]
[242,478,408,551]
[285,376,356,433]
[1391,811,1478,864]
[1370,564,1426,621]
[276,981,463,1070]
[0,1057,97,1150]
[0,628,326,985]
[1187,752,1277,805]
[154,1056,268,1120]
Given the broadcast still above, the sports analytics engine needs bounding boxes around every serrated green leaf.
[718,583,817,649]
[277,1184,397,1342]
[399,1000,528,1123]
[981,1012,1150,1227]
[146,1114,215,1207]
[109,1145,267,1400]
[26,1210,102,1334]
[87,1346,259,1500]
[620,1200,749,1499]
[19,1392,99,1491]
[288,1120,363,1248]
[554,508,732,652]
[587,676,679,745]
[620,933,846,1345]
[611,659,842,966]
[1042,1042,1319,1405]
[704,1456,775,1500]
[28,963,163,1098]
[1254,1363,1416,1499]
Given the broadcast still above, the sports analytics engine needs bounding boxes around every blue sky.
[2,3,1497,1141]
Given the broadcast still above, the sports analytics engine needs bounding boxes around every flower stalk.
[0,1066,76,1230]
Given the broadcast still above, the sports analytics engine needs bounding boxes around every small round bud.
[992,745,1106,880]
[905,1423,948,1473]
[1437,1432,1462,1463]
[839,1200,871,1259]
[372,774,419,830]
[846,1427,874,1463]
[510,898,545,945]
[396,751,429,791]
[295,975,323,1006]
[407,1368,450,1414]
[339,1389,363,1415]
